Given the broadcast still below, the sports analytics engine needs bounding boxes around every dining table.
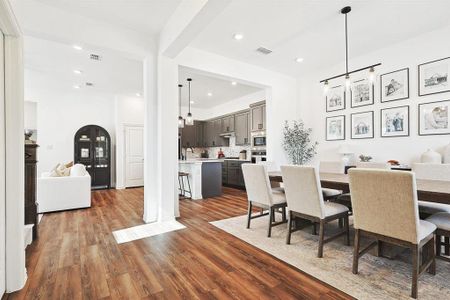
[268,171,450,205]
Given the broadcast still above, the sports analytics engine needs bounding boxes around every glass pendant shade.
[323,80,329,95]
[369,67,375,83]
[345,74,351,90]
[185,112,194,126]
[178,116,185,128]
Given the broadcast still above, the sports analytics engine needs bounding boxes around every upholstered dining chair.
[242,164,287,237]
[349,169,436,299]
[412,163,450,215]
[426,212,450,262]
[319,161,345,200]
[281,165,350,258]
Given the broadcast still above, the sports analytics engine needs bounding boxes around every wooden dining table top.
[268,171,450,205]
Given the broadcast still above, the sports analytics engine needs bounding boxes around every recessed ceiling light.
[73,45,83,50]
[73,69,82,74]
[233,33,244,40]
[190,100,195,104]
[231,81,237,86]
[73,85,81,89]
[295,57,304,63]
[207,92,212,97]
[135,93,141,97]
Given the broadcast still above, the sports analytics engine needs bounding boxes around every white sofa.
[37,164,91,213]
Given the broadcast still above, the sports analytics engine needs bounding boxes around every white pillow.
[70,164,87,177]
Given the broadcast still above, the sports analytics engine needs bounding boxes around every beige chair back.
[412,163,450,181]
[319,161,345,174]
[242,164,273,206]
[349,169,421,244]
[281,165,325,219]
[356,162,391,169]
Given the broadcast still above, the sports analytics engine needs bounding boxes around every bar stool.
[178,172,192,199]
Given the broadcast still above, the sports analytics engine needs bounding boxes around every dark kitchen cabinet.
[222,160,246,189]
[195,121,204,147]
[251,103,266,131]
[221,115,235,133]
[203,121,214,147]
[235,111,250,145]
[181,121,204,148]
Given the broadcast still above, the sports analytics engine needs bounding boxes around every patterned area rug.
[211,214,450,300]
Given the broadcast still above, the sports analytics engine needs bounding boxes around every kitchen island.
[179,159,223,200]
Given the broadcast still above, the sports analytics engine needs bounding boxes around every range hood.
[219,132,235,138]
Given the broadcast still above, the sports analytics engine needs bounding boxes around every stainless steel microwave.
[252,135,266,147]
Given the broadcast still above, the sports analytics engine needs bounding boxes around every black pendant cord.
[345,12,349,75]
[178,84,182,116]
[187,78,192,114]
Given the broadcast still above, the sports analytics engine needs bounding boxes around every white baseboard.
[24,224,34,248]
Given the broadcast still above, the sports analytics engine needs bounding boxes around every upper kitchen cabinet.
[250,102,266,131]
[181,121,204,148]
[194,121,204,147]
[235,110,250,145]
[221,115,235,133]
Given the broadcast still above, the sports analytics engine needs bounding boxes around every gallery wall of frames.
[325,56,450,141]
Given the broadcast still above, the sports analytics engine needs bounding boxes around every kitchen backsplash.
[185,136,251,160]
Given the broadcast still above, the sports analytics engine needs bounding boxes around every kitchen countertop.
[179,158,251,164]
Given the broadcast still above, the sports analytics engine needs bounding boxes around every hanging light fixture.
[178,84,184,128]
[185,78,194,126]
[320,6,380,90]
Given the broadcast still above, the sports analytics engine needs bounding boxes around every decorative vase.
[421,149,442,164]
[444,143,450,164]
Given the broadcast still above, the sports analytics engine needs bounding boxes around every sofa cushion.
[70,164,87,177]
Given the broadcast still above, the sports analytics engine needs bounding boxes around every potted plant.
[283,120,318,165]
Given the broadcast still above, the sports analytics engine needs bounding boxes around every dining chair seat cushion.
[426,212,450,231]
[272,192,287,205]
[324,202,348,217]
[418,220,437,241]
[418,201,450,215]
[322,188,342,198]
[337,193,351,203]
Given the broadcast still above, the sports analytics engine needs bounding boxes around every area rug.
[211,215,450,300]
[113,220,186,244]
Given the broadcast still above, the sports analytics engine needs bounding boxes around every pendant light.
[320,6,381,91]
[178,84,184,128]
[185,78,194,126]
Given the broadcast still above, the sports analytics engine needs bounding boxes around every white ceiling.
[178,66,262,109]
[24,36,143,100]
[33,0,181,36]
[191,0,450,77]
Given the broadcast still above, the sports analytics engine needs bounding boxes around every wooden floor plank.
[5,187,353,300]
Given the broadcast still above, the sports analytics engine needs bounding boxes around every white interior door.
[0,31,6,297]
[125,126,144,187]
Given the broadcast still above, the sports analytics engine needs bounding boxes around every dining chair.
[349,169,436,299]
[412,163,450,215]
[281,165,350,258]
[242,163,288,237]
[258,161,284,192]
[426,212,450,262]
[319,161,345,200]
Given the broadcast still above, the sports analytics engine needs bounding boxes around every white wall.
[181,90,265,120]
[298,25,450,165]
[35,90,116,185]
[176,47,299,164]
[115,95,144,189]
[24,101,36,130]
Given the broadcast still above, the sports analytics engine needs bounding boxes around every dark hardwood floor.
[6,187,353,299]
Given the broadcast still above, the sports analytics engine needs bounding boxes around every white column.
[143,54,159,223]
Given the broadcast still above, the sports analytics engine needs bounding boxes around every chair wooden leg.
[411,245,419,299]
[286,211,293,245]
[338,218,343,228]
[267,207,273,237]
[436,234,442,257]
[376,240,383,257]
[312,222,317,235]
[246,201,252,229]
[445,237,450,255]
[317,220,325,258]
[429,235,436,275]
[281,206,287,223]
[352,229,360,274]
[344,215,350,246]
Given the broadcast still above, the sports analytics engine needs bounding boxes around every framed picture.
[381,105,409,137]
[326,115,345,141]
[326,85,345,112]
[380,68,409,102]
[418,100,450,136]
[351,78,374,108]
[418,57,450,96]
[351,111,374,139]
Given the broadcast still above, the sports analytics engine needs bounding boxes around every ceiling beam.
[159,0,230,58]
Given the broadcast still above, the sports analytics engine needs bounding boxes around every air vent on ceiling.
[256,47,272,55]
[89,53,101,61]
[85,82,94,87]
